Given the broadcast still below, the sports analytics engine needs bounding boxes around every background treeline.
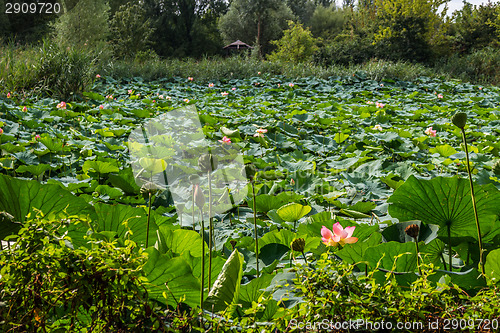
[1,0,500,96]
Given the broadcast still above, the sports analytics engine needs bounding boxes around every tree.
[144,0,227,57]
[373,0,448,62]
[110,2,155,59]
[286,0,317,25]
[450,1,500,53]
[310,5,347,39]
[268,21,319,63]
[218,0,294,56]
[52,0,110,48]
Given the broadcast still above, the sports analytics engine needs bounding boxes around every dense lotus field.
[1,74,500,331]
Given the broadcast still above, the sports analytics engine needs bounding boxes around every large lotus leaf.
[388,176,500,240]
[428,268,486,292]
[143,248,200,308]
[337,233,382,271]
[276,203,311,222]
[238,273,274,306]
[382,220,439,244]
[204,249,243,312]
[82,160,119,174]
[249,194,286,213]
[364,241,417,272]
[0,174,96,232]
[485,249,500,284]
[94,203,160,248]
[155,225,207,257]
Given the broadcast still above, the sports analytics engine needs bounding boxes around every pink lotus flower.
[56,101,66,109]
[258,72,261,75]
[373,124,383,131]
[437,94,443,99]
[232,87,236,91]
[380,83,384,87]
[183,98,189,103]
[218,136,231,144]
[159,95,164,99]
[128,89,133,94]
[479,87,483,90]
[0,128,3,135]
[289,83,294,87]
[35,134,41,140]
[425,126,437,137]
[106,95,113,100]
[278,84,281,88]
[221,92,228,96]
[208,83,214,88]
[290,178,295,186]
[166,96,171,100]
[321,222,358,247]
[188,77,193,81]
[96,74,101,78]
[6,92,11,98]
[22,106,27,112]
[253,128,267,137]
[99,105,104,110]
[366,101,374,105]
[375,102,385,108]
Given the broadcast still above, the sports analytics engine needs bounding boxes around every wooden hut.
[223,40,253,55]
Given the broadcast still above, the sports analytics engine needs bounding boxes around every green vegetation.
[1,75,500,331]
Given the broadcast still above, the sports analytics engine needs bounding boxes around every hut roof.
[223,40,253,49]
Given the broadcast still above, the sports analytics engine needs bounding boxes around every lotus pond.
[1,74,500,331]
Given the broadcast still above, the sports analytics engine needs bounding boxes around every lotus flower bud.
[242,164,257,181]
[229,240,237,250]
[493,160,500,176]
[188,174,200,185]
[291,238,306,252]
[405,224,420,239]
[198,153,218,172]
[451,112,467,129]
[193,184,205,209]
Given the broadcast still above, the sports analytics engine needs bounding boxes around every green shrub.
[0,215,165,332]
[268,21,319,64]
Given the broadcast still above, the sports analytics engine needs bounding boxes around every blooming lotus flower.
[183,98,189,103]
[99,105,104,110]
[373,124,383,131]
[375,102,385,108]
[278,84,281,88]
[437,94,443,99]
[208,83,214,87]
[321,222,358,247]
[289,83,294,87]
[0,128,3,135]
[159,95,164,99]
[128,89,133,94]
[166,96,171,100]
[425,126,437,137]
[380,83,384,87]
[35,134,41,140]
[366,101,373,105]
[221,92,228,96]
[218,136,231,144]
[96,74,101,78]
[188,77,193,81]
[253,128,267,137]
[258,72,261,75]
[232,87,236,91]
[56,101,66,109]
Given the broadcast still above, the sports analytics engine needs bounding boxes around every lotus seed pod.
[451,112,467,129]
[493,160,500,176]
[198,153,218,172]
[291,238,306,252]
[193,184,205,209]
[242,163,257,181]
[404,224,420,239]
[188,174,200,185]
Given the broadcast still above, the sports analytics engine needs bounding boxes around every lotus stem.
[199,207,205,310]
[252,181,259,277]
[414,240,422,276]
[146,191,151,248]
[448,225,452,272]
[192,189,195,231]
[208,171,213,290]
[461,128,485,275]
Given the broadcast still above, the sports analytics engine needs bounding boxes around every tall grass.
[1,42,499,100]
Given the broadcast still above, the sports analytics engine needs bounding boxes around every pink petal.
[321,226,333,240]
[332,222,344,237]
[344,226,356,238]
[343,237,358,244]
